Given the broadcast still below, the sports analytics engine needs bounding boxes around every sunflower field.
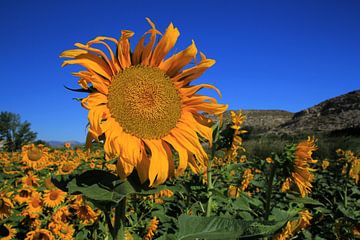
[1,19,360,240]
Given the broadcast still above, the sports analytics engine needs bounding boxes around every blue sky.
[1,0,359,142]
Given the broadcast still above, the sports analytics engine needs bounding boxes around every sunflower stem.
[113,197,127,240]
[206,144,216,217]
[264,163,276,221]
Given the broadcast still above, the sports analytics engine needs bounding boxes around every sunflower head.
[280,137,317,197]
[0,224,16,240]
[25,229,54,240]
[22,144,49,170]
[61,18,228,186]
[43,189,66,208]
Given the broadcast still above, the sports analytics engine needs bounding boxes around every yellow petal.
[117,30,134,69]
[159,40,197,77]
[81,93,107,110]
[172,58,216,88]
[150,22,180,66]
[143,139,170,186]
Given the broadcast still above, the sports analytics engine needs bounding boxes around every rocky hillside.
[220,90,360,136]
[275,90,360,136]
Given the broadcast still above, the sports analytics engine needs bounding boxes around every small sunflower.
[43,189,67,208]
[144,216,159,240]
[25,192,43,218]
[14,187,34,205]
[273,209,312,240]
[72,204,100,225]
[56,161,78,175]
[61,18,227,186]
[0,223,16,240]
[52,206,71,223]
[21,172,39,188]
[25,229,54,240]
[0,192,14,220]
[22,144,49,170]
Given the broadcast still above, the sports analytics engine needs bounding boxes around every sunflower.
[25,192,42,218]
[56,161,78,175]
[52,206,71,223]
[0,192,13,220]
[144,216,159,240]
[61,18,227,186]
[48,222,74,240]
[21,172,39,188]
[22,144,49,170]
[0,224,16,240]
[284,137,317,197]
[273,210,312,240]
[72,203,100,225]
[25,229,54,240]
[43,189,67,208]
[14,187,34,205]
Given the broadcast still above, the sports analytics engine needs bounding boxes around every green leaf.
[287,195,325,206]
[177,214,293,240]
[66,170,136,207]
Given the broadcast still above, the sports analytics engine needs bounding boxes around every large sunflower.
[281,137,317,197]
[61,18,227,186]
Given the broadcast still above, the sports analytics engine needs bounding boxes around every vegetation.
[0,114,359,239]
[0,112,37,152]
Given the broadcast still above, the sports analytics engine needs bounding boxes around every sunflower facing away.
[282,137,317,197]
[61,18,228,186]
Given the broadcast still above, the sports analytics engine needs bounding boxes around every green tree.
[0,112,37,151]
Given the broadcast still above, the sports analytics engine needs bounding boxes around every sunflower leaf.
[177,210,297,240]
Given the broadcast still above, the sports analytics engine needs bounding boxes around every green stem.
[264,164,276,221]
[113,197,127,240]
[206,145,216,217]
[344,183,348,208]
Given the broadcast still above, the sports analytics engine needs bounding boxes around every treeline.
[0,112,37,151]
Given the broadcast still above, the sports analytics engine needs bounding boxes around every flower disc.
[108,65,181,139]
[27,148,42,161]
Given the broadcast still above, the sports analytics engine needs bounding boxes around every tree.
[0,112,37,151]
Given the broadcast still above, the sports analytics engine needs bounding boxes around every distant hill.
[220,90,360,137]
[47,140,83,148]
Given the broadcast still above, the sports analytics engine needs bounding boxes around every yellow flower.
[0,224,16,240]
[321,160,330,170]
[240,169,253,192]
[273,209,312,240]
[52,206,71,223]
[281,178,292,193]
[43,189,67,208]
[56,161,78,175]
[0,192,14,220]
[227,185,240,198]
[150,189,174,204]
[49,222,74,240]
[72,204,100,225]
[14,187,34,205]
[266,157,273,164]
[239,155,247,163]
[22,144,49,170]
[25,192,43,218]
[144,216,159,240]
[25,229,54,240]
[21,172,40,188]
[64,142,71,149]
[349,158,360,184]
[61,18,227,186]
[291,137,317,197]
[226,111,246,162]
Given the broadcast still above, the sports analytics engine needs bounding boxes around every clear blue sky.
[1,0,359,142]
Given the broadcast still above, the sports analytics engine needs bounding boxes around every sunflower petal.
[151,22,180,66]
[159,40,197,77]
